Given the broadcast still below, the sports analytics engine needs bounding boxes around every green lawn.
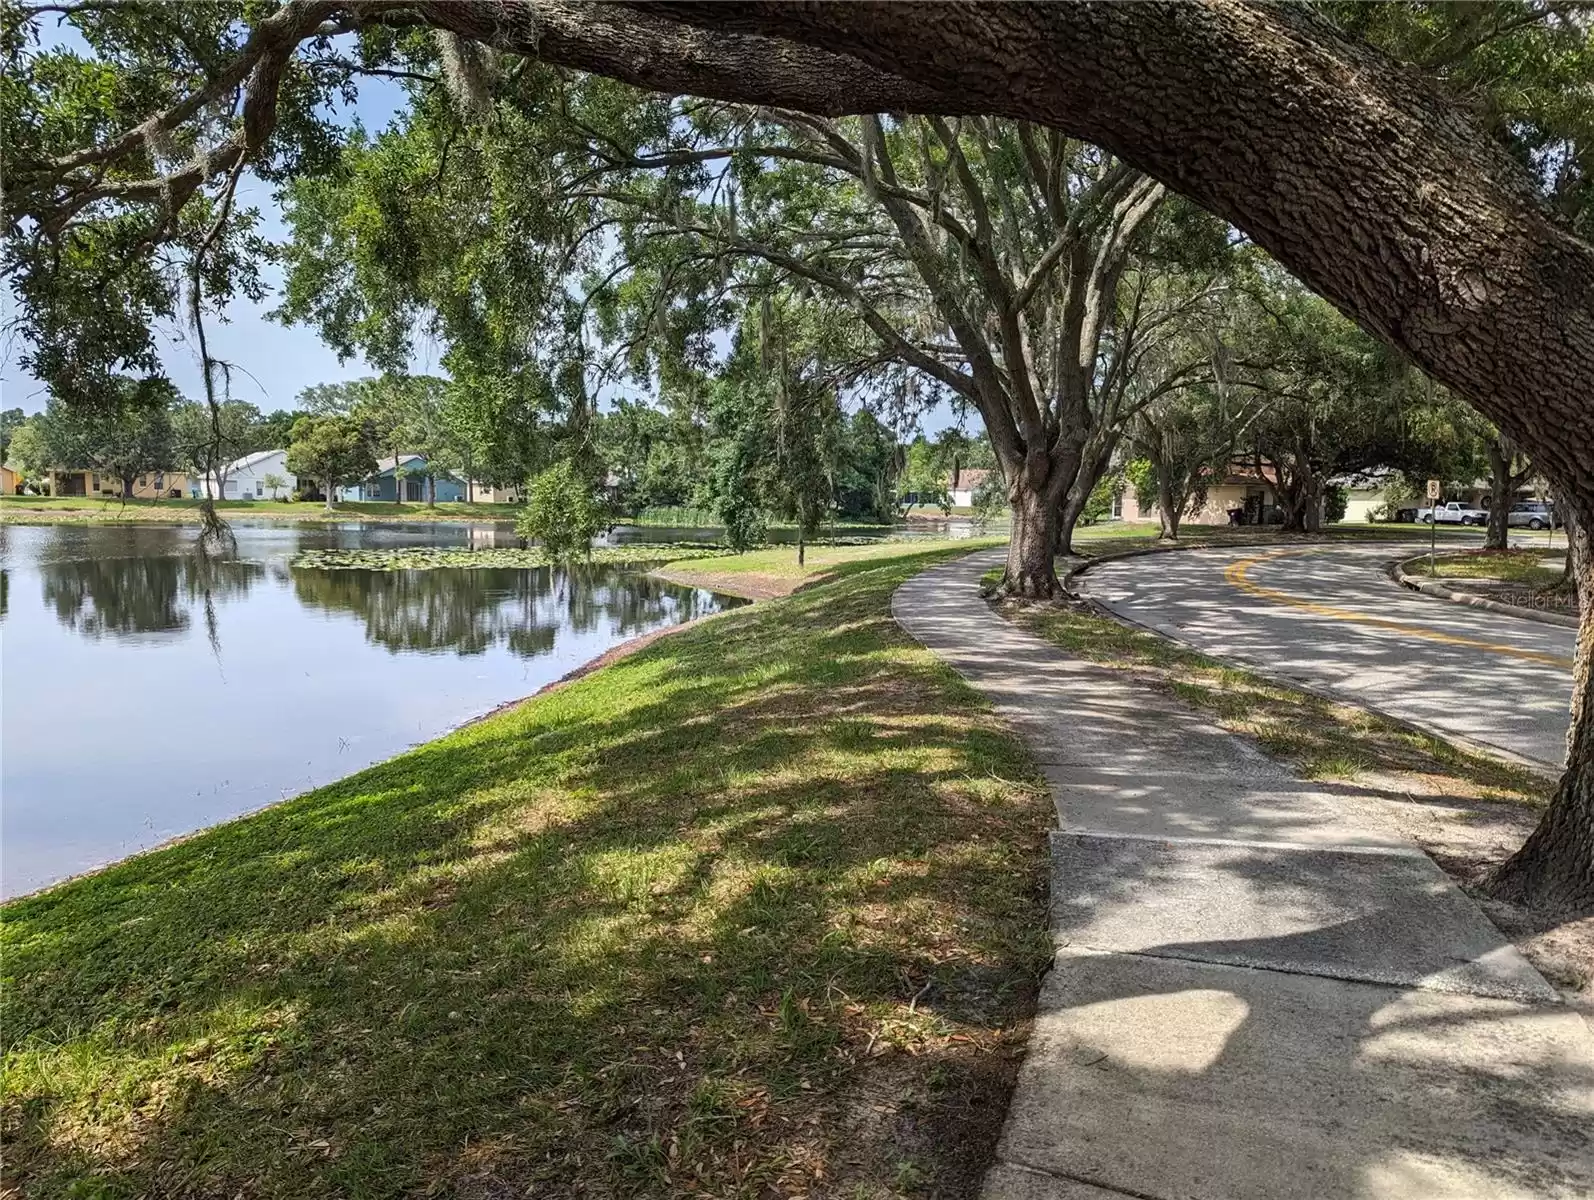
[2,542,1052,1198]
[650,538,1003,601]
[1425,548,1566,589]
[0,496,526,524]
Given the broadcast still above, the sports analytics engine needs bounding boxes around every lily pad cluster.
[291,545,730,572]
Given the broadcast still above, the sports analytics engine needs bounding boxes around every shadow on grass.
[2,546,1052,1198]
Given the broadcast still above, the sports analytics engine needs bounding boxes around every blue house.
[339,455,467,503]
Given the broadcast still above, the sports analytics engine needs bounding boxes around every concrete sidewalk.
[893,550,1594,1200]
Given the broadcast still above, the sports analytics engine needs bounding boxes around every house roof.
[1206,460,1279,487]
[222,449,285,474]
[371,454,425,476]
[369,455,469,482]
[948,467,993,491]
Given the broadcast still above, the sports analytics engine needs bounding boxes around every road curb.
[1066,545,1563,782]
[1062,534,1422,591]
[1389,556,1580,630]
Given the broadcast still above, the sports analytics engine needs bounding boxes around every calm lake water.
[0,522,743,897]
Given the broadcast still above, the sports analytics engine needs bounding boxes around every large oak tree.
[4,0,1590,906]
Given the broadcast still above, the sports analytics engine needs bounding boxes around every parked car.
[1417,501,1487,525]
[1507,501,1560,530]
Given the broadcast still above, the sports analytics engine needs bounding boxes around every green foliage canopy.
[285,413,375,501]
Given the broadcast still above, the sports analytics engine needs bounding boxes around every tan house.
[470,481,523,504]
[50,468,189,499]
[1116,463,1284,527]
[1,464,19,495]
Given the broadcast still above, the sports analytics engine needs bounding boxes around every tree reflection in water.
[39,547,264,641]
[290,562,730,657]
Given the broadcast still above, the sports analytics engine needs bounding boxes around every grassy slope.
[2,544,1051,1199]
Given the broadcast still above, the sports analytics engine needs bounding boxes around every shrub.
[718,490,769,552]
[516,460,601,560]
[1323,483,1349,523]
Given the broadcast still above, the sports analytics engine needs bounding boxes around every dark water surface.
[0,522,741,897]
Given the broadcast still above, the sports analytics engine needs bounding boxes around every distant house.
[947,468,993,508]
[195,449,295,500]
[1,464,19,495]
[1118,462,1285,526]
[338,455,466,503]
[52,468,189,499]
[1329,470,1543,523]
[1330,468,1407,523]
[470,481,522,504]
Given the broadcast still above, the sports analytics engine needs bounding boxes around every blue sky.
[1,41,415,416]
[2,25,957,434]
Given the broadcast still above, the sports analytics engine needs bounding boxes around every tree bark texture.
[1002,464,1066,598]
[1490,493,1594,911]
[1157,474,1181,541]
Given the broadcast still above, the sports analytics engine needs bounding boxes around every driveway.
[1076,542,1575,769]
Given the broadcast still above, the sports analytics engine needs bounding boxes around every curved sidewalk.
[894,550,1594,1200]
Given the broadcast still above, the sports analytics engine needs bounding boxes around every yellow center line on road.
[1222,549,1574,669]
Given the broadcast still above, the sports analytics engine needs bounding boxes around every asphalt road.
[1077,542,1575,769]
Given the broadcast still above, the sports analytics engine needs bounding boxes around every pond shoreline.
[0,498,919,534]
[5,583,742,905]
[3,541,1048,1197]
[1,525,742,898]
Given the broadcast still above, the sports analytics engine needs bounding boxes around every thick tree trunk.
[1005,485,1061,599]
[1278,481,1307,532]
[1485,501,1510,551]
[324,477,335,512]
[1278,470,1323,533]
[1300,475,1323,534]
[1489,498,1594,911]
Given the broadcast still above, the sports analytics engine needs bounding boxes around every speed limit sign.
[1427,479,1442,500]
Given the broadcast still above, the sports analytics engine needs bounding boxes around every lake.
[0,522,743,897]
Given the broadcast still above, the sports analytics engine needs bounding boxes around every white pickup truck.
[1417,501,1487,526]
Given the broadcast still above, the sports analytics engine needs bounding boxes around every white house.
[195,449,296,500]
[947,468,994,508]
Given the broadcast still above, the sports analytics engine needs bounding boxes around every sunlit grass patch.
[1424,547,1565,589]
[3,543,1050,1197]
[656,537,1005,599]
